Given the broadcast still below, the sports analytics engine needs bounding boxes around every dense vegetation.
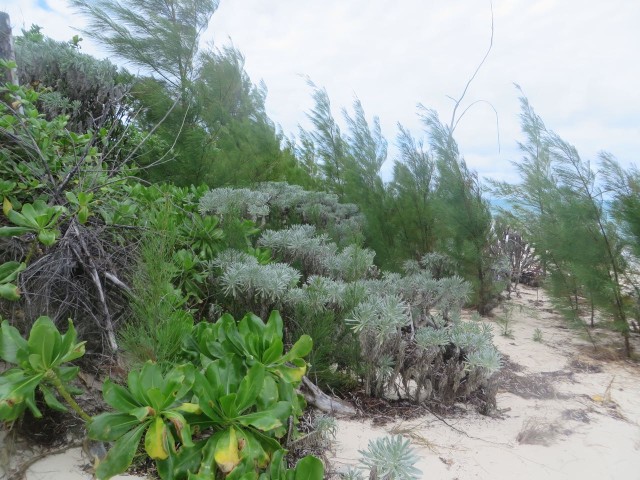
[0,1,639,478]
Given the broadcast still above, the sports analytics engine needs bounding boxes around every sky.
[2,0,639,183]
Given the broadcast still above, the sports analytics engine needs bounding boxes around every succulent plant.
[359,435,422,480]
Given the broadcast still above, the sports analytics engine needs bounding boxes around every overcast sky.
[2,0,639,183]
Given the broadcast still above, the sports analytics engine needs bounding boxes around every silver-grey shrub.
[358,435,422,480]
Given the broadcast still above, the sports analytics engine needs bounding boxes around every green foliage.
[387,126,438,262]
[15,30,130,132]
[0,200,65,246]
[497,304,515,338]
[533,328,543,343]
[93,311,320,480]
[420,109,502,314]
[0,261,26,301]
[89,362,196,477]
[0,311,322,479]
[70,0,218,92]
[0,317,86,421]
[358,435,422,480]
[494,92,637,355]
[298,83,392,265]
[119,220,194,370]
[184,311,311,417]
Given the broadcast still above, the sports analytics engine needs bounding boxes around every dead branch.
[301,376,356,417]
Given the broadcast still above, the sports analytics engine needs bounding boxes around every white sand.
[330,286,640,479]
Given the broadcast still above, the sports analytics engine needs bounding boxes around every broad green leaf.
[7,209,35,229]
[237,401,291,432]
[236,429,270,470]
[65,191,79,205]
[145,388,165,413]
[163,410,194,447]
[12,205,37,228]
[96,423,146,480]
[126,369,145,406]
[264,311,283,345]
[192,373,224,424]
[130,406,154,421]
[283,336,313,362]
[157,440,205,480]
[138,362,165,404]
[204,356,242,397]
[240,313,265,339]
[56,365,80,383]
[78,206,89,225]
[261,338,283,365]
[145,416,170,460]
[27,316,60,370]
[274,359,307,384]
[219,393,238,419]
[57,319,86,364]
[0,261,25,283]
[198,433,219,478]
[40,385,67,412]
[214,427,241,474]
[268,450,287,478]
[235,362,265,414]
[0,283,20,301]
[28,353,44,372]
[0,226,31,237]
[88,412,142,442]
[161,364,194,407]
[37,229,58,246]
[0,370,44,421]
[0,320,28,364]
[102,378,140,412]
[256,375,279,410]
[293,455,324,480]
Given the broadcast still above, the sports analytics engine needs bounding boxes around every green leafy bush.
[0,312,323,480]
[0,316,88,422]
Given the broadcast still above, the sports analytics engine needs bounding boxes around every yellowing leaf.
[144,417,169,460]
[214,427,241,473]
[3,197,12,216]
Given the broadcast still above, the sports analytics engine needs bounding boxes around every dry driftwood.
[301,377,356,417]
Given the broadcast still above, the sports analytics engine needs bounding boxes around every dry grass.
[388,423,441,453]
[516,418,560,446]
[568,358,603,373]
[562,409,591,423]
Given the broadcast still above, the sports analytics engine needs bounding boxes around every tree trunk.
[0,12,19,86]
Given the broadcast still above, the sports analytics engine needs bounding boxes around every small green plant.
[358,435,422,479]
[498,304,515,338]
[0,200,65,246]
[533,328,543,343]
[0,316,89,422]
[0,261,26,301]
[65,191,94,224]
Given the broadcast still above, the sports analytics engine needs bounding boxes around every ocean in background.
[488,198,512,213]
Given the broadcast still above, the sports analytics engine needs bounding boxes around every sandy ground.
[2,285,639,479]
[329,286,640,479]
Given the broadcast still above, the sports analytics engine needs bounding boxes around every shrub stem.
[50,374,92,423]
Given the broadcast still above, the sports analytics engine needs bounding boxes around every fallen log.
[301,376,356,417]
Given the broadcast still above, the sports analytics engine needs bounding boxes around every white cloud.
[2,0,639,182]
